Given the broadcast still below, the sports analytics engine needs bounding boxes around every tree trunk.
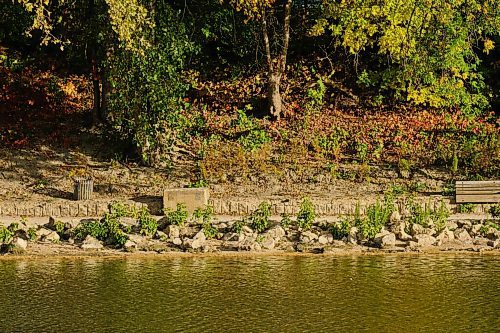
[268,72,282,118]
[262,0,292,119]
[91,50,101,126]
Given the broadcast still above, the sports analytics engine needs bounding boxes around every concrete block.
[163,188,209,213]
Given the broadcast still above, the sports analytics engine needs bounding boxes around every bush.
[330,218,351,240]
[280,214,292,229]
[296,197,316,230]
[164,203,189,226]
[73,214,128,247]
[489,205,500,218]
[406,200,450,233]
[458,203,476,214]
[250,201,271,233]
[138,209,158,236]
[0,226,14,244]
[231,220,245,234]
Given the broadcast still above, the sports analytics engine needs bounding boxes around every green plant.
[138,208,158,236]
[280,213,292,229]
[73,214,129,247]
[231,220,245,234]
[54,220,65,236]
[0,226,14,244]
[27,227,37,241]
[330,218,351,240]
[458,203,476,214]
[442,183,455,196]
[296,197,316,230]
[406,200,450,233]
[356,196,394,239]
[7,222,19,233]
[202,222,218,239]
[187,179,208,188]
[489,205,500,218]
[164,203,189,226]
[192,206,214,225]
[250,201,272,233]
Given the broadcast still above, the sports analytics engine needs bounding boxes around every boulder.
[81,235,103,250]
[487,240,499,248]
[394,223,412,241]
[42,231,60,243]
[11,237,28,252]
[390,211,402,223]
[347,227,358,244]
[414,234,436,247]
[485,228,500,240]
[124,240,137,252]
[375,232,396,248]
[156,230,167,241]
[435,228,455,243]
[318,234,334,245]
[119,217,139,228]
[223,233,243,242]
[457,220,472,229]
[454,229,472,243]
[242,226,254,236]
[164,225,180,239]
[172,237,182,246]
[446,221,459,230]
[470,224,483,237]
[261,238,275,250]
[267,226,286,239]
[300,230,319,243]
[36,227,52,241]
[185,231,206,250]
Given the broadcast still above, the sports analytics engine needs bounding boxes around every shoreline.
[1,242,500,261]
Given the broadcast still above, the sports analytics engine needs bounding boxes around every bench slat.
[455,180,500,203]
[456,194,500,203]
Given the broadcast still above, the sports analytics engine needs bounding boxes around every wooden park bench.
[455,180,500,203]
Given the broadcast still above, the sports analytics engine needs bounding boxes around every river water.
[0,254,499,332]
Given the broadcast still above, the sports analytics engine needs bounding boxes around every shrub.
[330,218,351,240]
[138,208,158,236]
[406,200,450,234]
[297,197,316,230]
[54,220,65,236]
[280,213,292,229]
[0,226,14,244]
[202,222,218,239]
[73,214,129,247]
[231,220,245,234]
[164,203,189,226]
[251,201,271,233]
[27,227,37,241]
[489,205,500,218]
[458,203,476,214]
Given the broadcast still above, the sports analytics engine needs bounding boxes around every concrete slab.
[163,188,209,213]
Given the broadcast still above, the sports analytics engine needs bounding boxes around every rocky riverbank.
[1,213,500,258]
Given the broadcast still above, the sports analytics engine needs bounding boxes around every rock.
[223,232,243,242]
[156,230,167,241]
[435,228,455,243]
[11,237,28,252]
[185,231,206,250]
[446,221,458,230]
[172,237,182,246]
[42,231,60,243]
[390,211,401,223]
[267,226,286,239]
[375,233,396,248]
[487,240,499,248]
[68,238,75,245]
[454,229,472,243]
[119,217,138,228]
[261,238,275,250]
[164,225,180,239]
[124,240,137,252]
[394,223,412,241]
[128,234,147,244]
[457,220,472,229]
[347,227,358,244]
[411,224,436,236]
[81,235,103,250]
[36,227,52,240]
[414,234,436,247]
[300,230,319,243]
[473,238,490,247]
[485,228,500,240]
[318,234,333,245]
[470,224,483,237]
[242,226,253,235]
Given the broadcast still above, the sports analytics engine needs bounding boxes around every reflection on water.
[1,255,499,332]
